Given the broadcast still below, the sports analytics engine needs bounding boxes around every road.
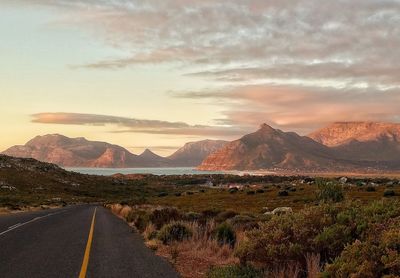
[0,205,179,278]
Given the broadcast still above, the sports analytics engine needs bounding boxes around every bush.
[174,192,182,197]
[150,208,182,229]
[130,210,151,232]
[316,179,344,203]
[184,211,201,221]
[383,189,396,197]
[202,208,222,219]
[215,210,238,223]
[365,186,376,192]
[157,222,192,244]
[228,215,259,231]
[255,189,264,194]
[213,222,236,247]
[246,190,255,195]
[229,188,238,194]
[157,192,168,197]
[278,190,289,196]
[207,265,262,278]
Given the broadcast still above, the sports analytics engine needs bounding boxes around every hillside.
[198,124,341,171]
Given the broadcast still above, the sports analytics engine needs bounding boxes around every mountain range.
[3,121,400,171]
[2,134,227,168]
[199,122,400,171]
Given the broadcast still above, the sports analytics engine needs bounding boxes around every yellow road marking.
[79,207,97,278]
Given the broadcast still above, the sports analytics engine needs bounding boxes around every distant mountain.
[2,134,228,168]
[198,124,340,171]
[309,122,400,162]
[167,140,228,166]
[2,134,143,168]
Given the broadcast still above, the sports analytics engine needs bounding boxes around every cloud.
[8,0,400,133]
[31,112,246,137]
[175,85,400,134]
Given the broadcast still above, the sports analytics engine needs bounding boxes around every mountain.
[2,134,227,168]
[309,122,400,162]
[2,134,143,168]
[198,124,340,171]
[167,140,228,166]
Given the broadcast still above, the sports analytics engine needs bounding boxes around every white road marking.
[0,211,65,236]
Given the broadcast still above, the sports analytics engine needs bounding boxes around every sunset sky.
[1,0,399,155]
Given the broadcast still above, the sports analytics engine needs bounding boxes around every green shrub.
[278,190,289,196]
[383,189,396,197]
[207,265,262,278]
[316,179,344,203]
[246,190,255,195]
[157,222,192,244]
[255,189,264,194]
[213,222,236,247]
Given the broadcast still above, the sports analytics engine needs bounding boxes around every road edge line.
[79,207,97,278]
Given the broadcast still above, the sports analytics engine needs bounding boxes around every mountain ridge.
[2,134,227,168]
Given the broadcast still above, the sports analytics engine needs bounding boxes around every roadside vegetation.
[109,178,400,278]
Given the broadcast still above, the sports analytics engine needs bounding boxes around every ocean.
[65,167,228,176]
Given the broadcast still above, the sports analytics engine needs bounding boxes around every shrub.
[235,206,333,267]
[278,190,289,196]
[158,222,192,244]
[256,189,264,194]
[316,179,344,203]
[200,189,206,193]
[215,210,238,223]
[207,265,262,278]
[143,223,158,240]
[184,211,201,221]
[150,208,182,229]
[246,190,255,195]
[213,222,236,247]
[186,191,194,195]
[174,192,181,197]
[365,186,376,192]
[228,215,259,231]
[131,211,151,232]
[383,189,396,197]
[202,208,222,219]
[157,192,168,197]
[229,188,238,194]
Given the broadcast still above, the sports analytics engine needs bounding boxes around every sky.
[1,0,400,156]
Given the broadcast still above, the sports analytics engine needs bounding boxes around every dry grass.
[157,238,238,278]
[306,253,321,278]
[148,219,238,278]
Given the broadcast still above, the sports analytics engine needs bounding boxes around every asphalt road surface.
[0,205,179,278]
